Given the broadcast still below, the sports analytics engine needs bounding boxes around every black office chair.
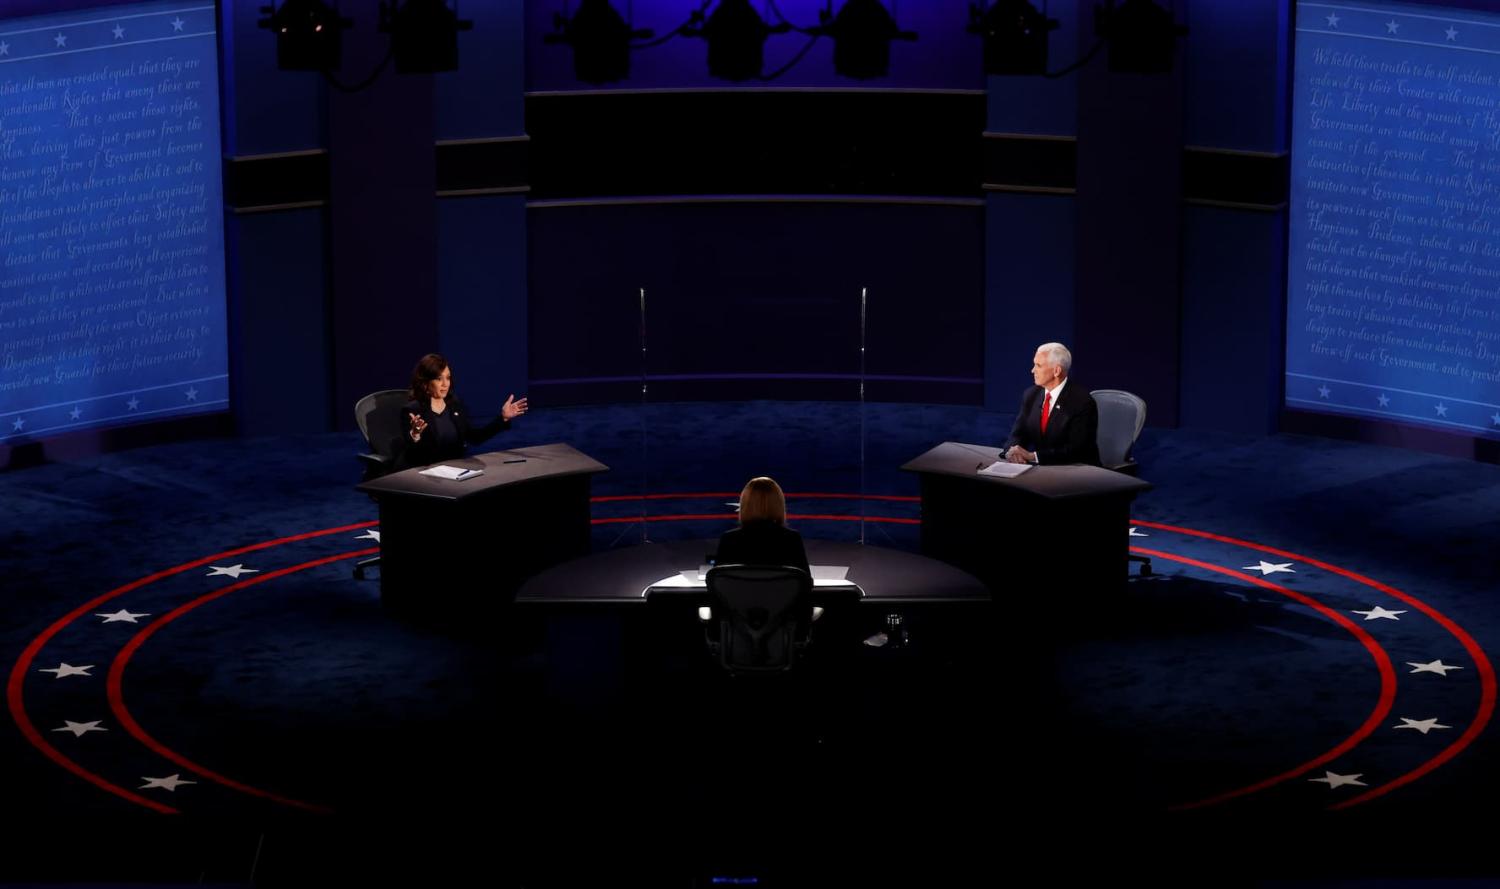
[702,565,814,675]
[1091,388,1152,577]
[352,389,409,580]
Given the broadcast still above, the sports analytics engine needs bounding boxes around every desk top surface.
[900,441,1152,499]
[516,539,990,605]
[357,442,609,501]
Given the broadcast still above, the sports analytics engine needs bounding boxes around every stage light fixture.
[378,0,473,73]
[966,0,1058,76]
[1094,0,1186,74]
[544,0,653,85]
[813,0,917,81]
[258,0,352,71]
[684,0,792,83]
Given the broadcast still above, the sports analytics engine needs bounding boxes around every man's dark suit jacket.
[715,521,811,576]
[392,394,509,470]
[1004,381,1101,466]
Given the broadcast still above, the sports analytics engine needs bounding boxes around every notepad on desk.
[978,461,1030,479]
[418,465,484,481]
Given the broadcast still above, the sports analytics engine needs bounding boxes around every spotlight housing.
[966,0,1058,76]
[380,0,473,73]
[258,0,351,71]
[1094,0,1187,74]
[684,0,791,83]
[815,0,917,81]
[544,0,653,84]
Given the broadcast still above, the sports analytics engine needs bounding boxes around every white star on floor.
[1129,527,1148,537]
[1325,12,1340,27]
[1394,717,1451,734]
[126,397,140,411]
[1435,403,1448,417]
[1242,561,1294,575]
[1446,26,1459,41]
[140,774,195,791]
[1352,606,1406,621]
[96,609,149,623]
[354,530,381,543]
[185,387,198,401]
[206,564,258,579]
[1386,19,1399,34]
[54,33,67,47]
[113,24,125,39]
[69,406,83,420]
[38,663,94,678]
[1408,659,1463,676]
[1377,393,1390,407]
[1311,770,1366,789]
[170,16,186,31]
[11,417,23,431]
[1318,385,1331,399]
[53,720,107,737]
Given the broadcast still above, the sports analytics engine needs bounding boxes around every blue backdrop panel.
[0,0,227,444]
[1288,0,1500,438]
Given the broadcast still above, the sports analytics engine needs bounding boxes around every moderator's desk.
[901,441,1151,595]
[357,443,608,612]
[516,539,989,606]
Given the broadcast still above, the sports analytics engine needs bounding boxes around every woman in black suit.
[715,476,810,575]
[394,353,528,470]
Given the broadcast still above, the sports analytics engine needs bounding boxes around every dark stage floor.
[2,401,1497,886]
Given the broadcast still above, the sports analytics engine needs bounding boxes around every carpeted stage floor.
[2,401,1497,886]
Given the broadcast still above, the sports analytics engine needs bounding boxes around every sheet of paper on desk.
[418,465,483,480]
[978,461,1030,478]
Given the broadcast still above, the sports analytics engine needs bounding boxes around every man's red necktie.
[1040,390,1052,435]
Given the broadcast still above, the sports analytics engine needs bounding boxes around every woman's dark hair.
[409,353,451,402]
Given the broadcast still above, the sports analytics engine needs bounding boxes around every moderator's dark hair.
[409,353,451,403]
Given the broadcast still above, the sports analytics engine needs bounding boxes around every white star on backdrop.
[1435,403,1448,417]
[11,417,23,431]
[1325,12,1340,27]
[1377,393,1390,407]
[355,529,381,543]
[0,41,10,56]
[1310,771,1366,789]
[1491,412,1500,426]
[53,720,107,737]
[1318,385,1331,399]
[69,406,83,420]
[206,564,258,578]
[1242,561,1294,576]
[170,17,186,31]
[185,387,198,401]
[1352,606,1406,621]
[140,774,195,791]
[96,609,149,624]
[1393,717,1450,734]
[1385,20,1400,34]
[126,397,140,411]
[1408,660,1462,676]
[1446,26,1458,41]
[113,24,126,39]
[54,33,67,47]
[38,663,94,678]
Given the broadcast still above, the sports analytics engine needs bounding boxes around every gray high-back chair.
[703,565,814,674]
[352,389,409,580]
[1091,389,1151,576]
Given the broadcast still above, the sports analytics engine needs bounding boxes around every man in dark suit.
[1004,342,1101,466]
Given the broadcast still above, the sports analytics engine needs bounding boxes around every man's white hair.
[1037,342,1072,374]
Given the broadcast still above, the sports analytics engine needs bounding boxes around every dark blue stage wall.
[1289,0,1500,441]
[0,0,228,446]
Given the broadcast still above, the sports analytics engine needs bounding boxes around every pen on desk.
[503,458,527,464]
